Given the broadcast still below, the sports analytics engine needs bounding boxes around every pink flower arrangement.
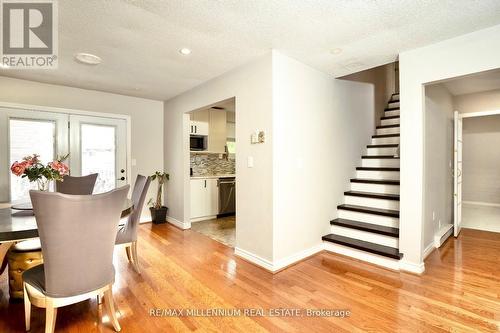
[10,154,70,190]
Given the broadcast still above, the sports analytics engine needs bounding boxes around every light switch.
[247,156,254,168]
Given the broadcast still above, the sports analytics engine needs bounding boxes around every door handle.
[195,125,197,134]
[117,177,125,181]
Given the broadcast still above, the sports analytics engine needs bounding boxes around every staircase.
[323,93,403,267]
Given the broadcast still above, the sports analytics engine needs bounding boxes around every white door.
[454,111,463,237]
[69,115,127,193]
[0,108,69,202]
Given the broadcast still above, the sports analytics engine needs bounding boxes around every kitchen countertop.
[191,174,235,179]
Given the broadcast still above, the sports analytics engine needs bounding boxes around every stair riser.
[385,110,400,117]
[388,101,400,108]
[366,147,398,156]
[338,210,399,228]
[376,127,400,135]
[356,170,400,180]
[350,182,400,195]
[371,137,400,145]
[344,195,400,210]
[381,118,400,126]
[330,225,399,248]
[361,158,400,168]
[323,242,401,269]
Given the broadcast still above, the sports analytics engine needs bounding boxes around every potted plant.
[149,171,169,224]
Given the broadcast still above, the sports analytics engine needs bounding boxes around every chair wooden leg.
[131,241,140,274]
[45,301,57,333]
[97,292,104,305]
[23,283,31,332]
[125,246,131,262]
[103,286,121,332]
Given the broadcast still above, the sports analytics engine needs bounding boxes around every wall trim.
[273,244,324,272]
[434,223,454,249]
[423,242,436,260]
[463,200,500,208]
[234,247,274,271]
[399,260,425,274]
[167,216,191,230]
[190,216,217,223]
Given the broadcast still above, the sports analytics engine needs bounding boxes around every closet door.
[0,108,68,202]
[69,115,128,193]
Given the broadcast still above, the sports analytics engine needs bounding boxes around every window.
[9,118,56,201]
[81,124,116,194]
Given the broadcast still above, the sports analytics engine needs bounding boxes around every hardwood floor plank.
[0,226,499,332]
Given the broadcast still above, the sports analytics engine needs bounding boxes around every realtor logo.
[1,0,58,68]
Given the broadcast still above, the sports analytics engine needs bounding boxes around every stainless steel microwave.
[190,135,207,151]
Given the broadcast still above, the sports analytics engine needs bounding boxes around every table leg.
[0,242,14,275]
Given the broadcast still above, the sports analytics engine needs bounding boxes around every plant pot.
[150,206,168,224]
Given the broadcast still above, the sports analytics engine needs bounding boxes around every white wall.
[340,62,397,125]
[423,84,454,250]
[0,76,164,221]
[399,24,500,272]
[461,115,500,204]
[164,54,274,262]
[272,52,374,263]
[455,90,500,204]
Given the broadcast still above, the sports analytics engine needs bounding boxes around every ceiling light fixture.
[179,48,192,55]
[74,53,102,65]
[330,48,343,55]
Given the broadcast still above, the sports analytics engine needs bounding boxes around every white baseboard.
[399,260,425,274]
[190,215,217,223]
[273,244,324,271]
[234,247,274,271]
[167,216,191,229]
[234,244,323,273]
[423,242,435,260]
[323,241,401,271]
[434,224,453,248]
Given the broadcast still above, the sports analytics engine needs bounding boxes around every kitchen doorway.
[186,98,237,247]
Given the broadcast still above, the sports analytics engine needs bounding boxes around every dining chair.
[115,174,150,274]
[55,173,98,195]
[24,185,129,333]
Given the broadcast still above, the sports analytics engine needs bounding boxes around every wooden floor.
[0,225,499,332]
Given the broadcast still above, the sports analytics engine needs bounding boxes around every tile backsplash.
[190,153,235,176]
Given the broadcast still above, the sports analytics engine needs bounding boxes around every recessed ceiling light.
[179,48,192,55]
[330,48,343,55]
[74,53,102,65]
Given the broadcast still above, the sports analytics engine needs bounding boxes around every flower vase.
[36,178,51,191]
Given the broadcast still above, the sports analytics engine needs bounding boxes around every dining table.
[0,198,133,275]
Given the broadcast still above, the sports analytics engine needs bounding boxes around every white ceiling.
[443,69,500,95]
[1,0,500,100]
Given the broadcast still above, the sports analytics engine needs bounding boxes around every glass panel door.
[69,115,127,193]
[0,108,69,202]
[9,119,56,201]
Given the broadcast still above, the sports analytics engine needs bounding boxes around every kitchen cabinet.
[208,110,227,153]
[190,178,219,220]
[190,121,209,136]
[190,110,209,136]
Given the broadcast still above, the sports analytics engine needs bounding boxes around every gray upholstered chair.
[24,185,129,333]
[56,173,98,195]
[115,175,150,274]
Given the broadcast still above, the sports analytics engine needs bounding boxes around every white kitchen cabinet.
[190,121,209,136]
[208,110,227,152]
[190,178,219,220]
